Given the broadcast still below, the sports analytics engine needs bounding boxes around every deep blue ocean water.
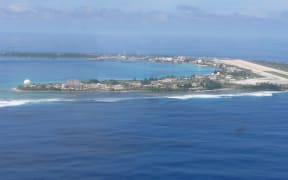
[1,34,288,180]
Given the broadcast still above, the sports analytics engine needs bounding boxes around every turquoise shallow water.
[0,56,213,104]
[0,57,213,88]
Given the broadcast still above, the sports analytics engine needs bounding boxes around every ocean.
[1,34,288,180]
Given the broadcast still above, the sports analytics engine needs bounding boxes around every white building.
[24,79,32,87]
[64,79,82,89]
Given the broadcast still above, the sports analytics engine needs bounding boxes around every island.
[7,53,288,93]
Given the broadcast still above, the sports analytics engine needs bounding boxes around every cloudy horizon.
[1,0,288,38]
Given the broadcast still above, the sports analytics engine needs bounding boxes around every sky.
[1,0,288,37]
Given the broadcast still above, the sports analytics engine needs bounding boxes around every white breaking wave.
[166,91,277,100]
[0,98,63,108]
[0,97,152,108]
[0,91,283,108]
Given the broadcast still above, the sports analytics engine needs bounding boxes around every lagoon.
[0,57,213,88]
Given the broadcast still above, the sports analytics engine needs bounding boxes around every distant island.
[5,52,288,93]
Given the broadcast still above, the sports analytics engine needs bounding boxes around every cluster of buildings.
[93,54,201,64]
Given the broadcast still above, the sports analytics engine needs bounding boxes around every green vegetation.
[201,79,223,90]
[229,70,262,79]
[240,83,283,91]
[177,83,192,89]
[141,78,152,85]
[13,54,288,93]
[86,79,100,84]
[254,61,288,72]
[103,79,120,85]
[266,71,288,79]
[217,68,262,79]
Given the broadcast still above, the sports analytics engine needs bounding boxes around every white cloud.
[0,2,287,27]
[7,4,28,13]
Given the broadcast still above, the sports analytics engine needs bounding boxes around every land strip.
[12,53,288,92]
[217,59,288,85]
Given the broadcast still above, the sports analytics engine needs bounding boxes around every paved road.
[217,59,288,85]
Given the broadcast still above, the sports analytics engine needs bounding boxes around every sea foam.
[166,91,277,100]
[0,91,282,108]
[0,98,63,108]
